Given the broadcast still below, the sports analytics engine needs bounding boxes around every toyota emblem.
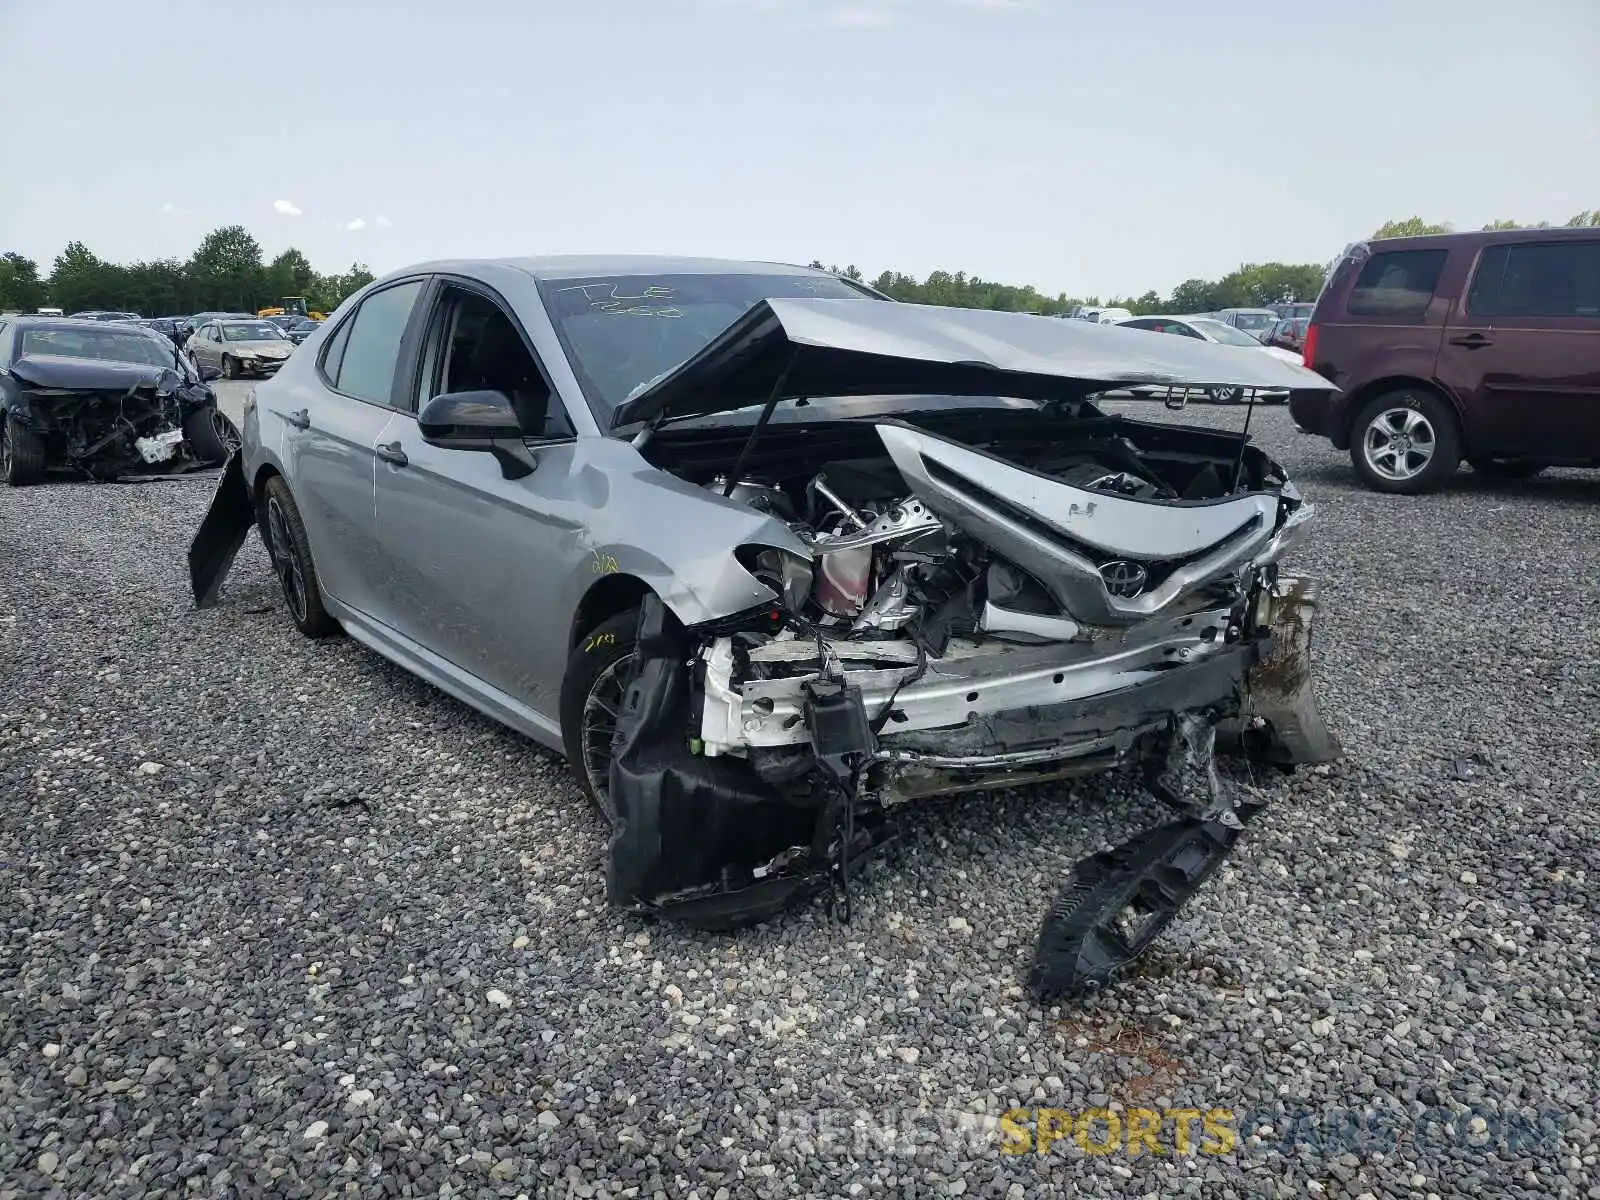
[1099,559,1149,598]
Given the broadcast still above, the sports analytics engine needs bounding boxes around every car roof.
[381,254,832,283]
[9,316,162,333]
[1361,225,1600,252]
[1216,307,1278,315]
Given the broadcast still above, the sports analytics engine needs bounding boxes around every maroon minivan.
[1290,228,1600,493]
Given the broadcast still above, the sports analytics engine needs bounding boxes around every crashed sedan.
[1,317,240,485]
[188,256,1341,998]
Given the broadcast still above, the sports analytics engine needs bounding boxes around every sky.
[2,0,1597,299]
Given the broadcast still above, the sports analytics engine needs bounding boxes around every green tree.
[188,225,264,311]
[1168,279,1217,313]
[0,252,48,311]
[1372,217,1453,239]
[49,241,119,313]
[1566,209,1600,227]
[264,248,317,302]
[311,263,376,313]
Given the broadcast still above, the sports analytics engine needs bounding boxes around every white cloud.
[273,199,303,216]
[345,217,367,231]
[375,214,393,228]
[161,201,176,214]
[951,0,1037,9]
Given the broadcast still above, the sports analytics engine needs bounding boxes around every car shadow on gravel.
[1280,459,1600,503]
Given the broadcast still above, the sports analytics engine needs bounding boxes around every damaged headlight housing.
[740,545,814,613]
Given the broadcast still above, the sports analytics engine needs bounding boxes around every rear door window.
[1467,241,1600,319]
[1345,249,1448,318]
[325,280,424,405]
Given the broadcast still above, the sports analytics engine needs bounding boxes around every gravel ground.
[3,394,1597,1199]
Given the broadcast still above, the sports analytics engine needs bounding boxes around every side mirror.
[199,364,223,382]
[418,389,535,479]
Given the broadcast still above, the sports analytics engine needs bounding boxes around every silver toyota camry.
[190,255,1342,997]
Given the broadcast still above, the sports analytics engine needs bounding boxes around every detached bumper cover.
[188,452,255,608]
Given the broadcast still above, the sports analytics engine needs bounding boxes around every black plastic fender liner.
[1026,806,1260,1002]
[188,451,255,608]
[606,595,824,927]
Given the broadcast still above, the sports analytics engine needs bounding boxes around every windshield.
[1190,318,1267,348]
[21,326,175,368]
[221,322,285,341]
[539,271,871,413]
[1229,312,1275,332]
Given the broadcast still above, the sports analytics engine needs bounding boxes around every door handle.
[375,440,409,467]
[1449,333,1493,348]
[282,408,310,430]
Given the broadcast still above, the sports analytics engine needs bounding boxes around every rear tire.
[259,476,340,637]
[560,610,640,825]
[1469,458,1546,480]
[1,416,47,486]
[1350,389,1461,495]
[184,406,240,465]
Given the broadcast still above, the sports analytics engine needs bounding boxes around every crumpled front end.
[8,361,219,481]
[608,413,1340,994]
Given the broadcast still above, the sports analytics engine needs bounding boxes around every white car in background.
[1116,314,1300,403]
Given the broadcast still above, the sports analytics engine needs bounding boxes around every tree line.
[811,208,1598,319]
[811,259,1330,319]
[5,208,1593,321]
[0,225,375,318]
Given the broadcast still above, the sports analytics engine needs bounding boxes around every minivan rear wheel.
[1350,390,1461,495]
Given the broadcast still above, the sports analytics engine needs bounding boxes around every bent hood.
[610,297,1338,429]
[11,353,180,392]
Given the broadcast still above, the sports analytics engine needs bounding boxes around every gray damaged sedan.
[189,256,1342,998]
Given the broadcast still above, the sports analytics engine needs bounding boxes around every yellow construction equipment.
[257,296,327,320]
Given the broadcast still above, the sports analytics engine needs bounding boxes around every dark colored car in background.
[139,317,184,343]
[264,313,323,344]
[0,317,236,484]
[1265,317,1309,355]
[1291,227,1600,493]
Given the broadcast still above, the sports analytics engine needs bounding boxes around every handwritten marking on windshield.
[554,283,683,317]
[598,305,683,317]
[556,283,675,301]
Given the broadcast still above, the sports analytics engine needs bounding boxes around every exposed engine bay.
[8,364,222,481]
[607,404,1339,995]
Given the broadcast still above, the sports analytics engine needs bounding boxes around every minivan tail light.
[1302,323,1319,368]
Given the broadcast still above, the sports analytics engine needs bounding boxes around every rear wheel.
[1350,389,1461,494]
[260,476,340,637]
[559,611,639,825]
[1,416,47,486]
[1469,457,1546,480]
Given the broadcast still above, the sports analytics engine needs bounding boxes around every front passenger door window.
[418,286,574,438]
